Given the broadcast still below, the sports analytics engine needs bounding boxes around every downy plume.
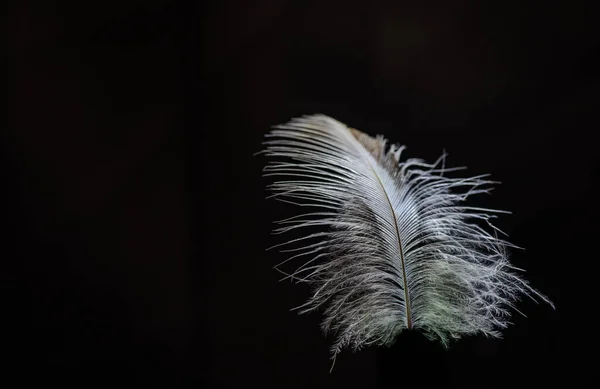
[260,114,553,362]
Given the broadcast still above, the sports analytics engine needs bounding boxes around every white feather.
[260,114,554,362]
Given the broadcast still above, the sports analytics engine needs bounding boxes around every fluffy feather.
[260,114,553,362]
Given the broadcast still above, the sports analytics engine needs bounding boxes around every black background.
[6,0,598,387]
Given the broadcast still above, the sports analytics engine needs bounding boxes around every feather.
[260,114,554,364]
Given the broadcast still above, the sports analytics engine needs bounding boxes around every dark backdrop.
[6,0,598,387]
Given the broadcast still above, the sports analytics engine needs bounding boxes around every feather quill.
[260,114,553,363]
